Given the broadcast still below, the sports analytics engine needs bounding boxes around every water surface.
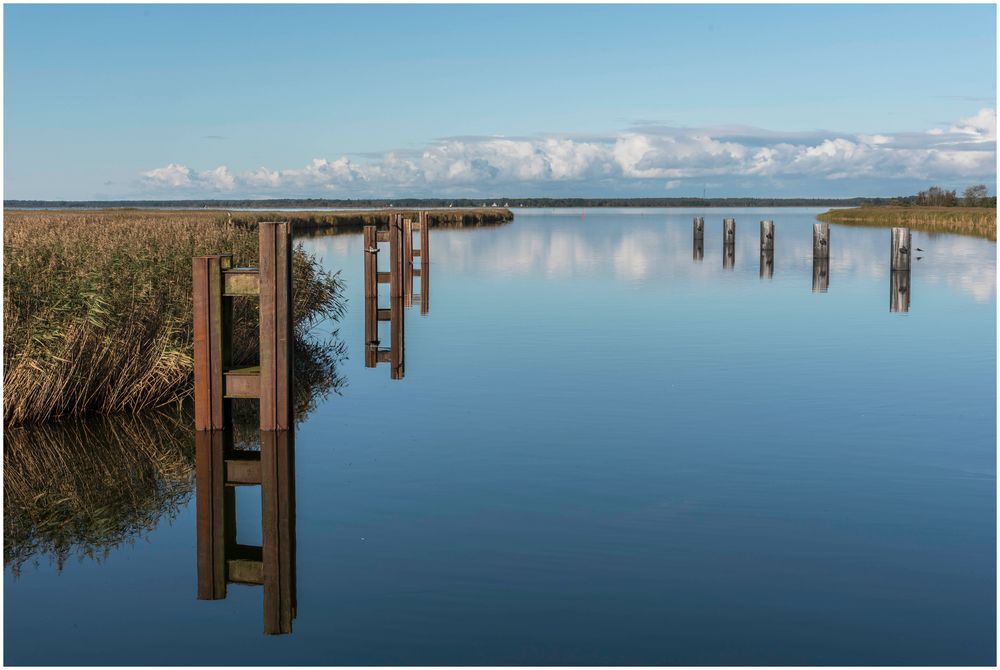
[5,208,996,665]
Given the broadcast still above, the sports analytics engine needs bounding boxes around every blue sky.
[4,4,996,199]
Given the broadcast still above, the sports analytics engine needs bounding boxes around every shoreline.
[817,206,996,240]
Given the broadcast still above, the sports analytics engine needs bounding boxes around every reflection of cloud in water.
[312,214,996,303]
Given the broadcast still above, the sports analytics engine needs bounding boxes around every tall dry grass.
[817,206,997,240]
[4,209,346,426]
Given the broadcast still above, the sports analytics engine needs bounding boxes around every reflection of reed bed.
[817,206,996,240]
[4,408,194,574]
[262,208,515,237]
[4,209,346,426]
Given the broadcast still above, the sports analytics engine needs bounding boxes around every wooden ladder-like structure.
[363,211,431,379]
[193,221,296,634]
[192,221,293,432]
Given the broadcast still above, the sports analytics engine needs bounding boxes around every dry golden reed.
[817,206,996,241]
[4,209,346,426]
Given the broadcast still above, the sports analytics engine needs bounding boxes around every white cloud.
[140,109,997,196]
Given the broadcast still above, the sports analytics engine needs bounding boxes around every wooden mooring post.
[193,221,293,432]
[693,236,704,262]
[723,218,736,245]
[195,429,297,634]
[723,243,735,270]
[813,223,830,259]
[759,220,774,252]
[891,227,911,271]
[693,216,705,238]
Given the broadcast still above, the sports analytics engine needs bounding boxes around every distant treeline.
[6,197,903,209]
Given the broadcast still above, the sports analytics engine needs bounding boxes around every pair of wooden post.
[193,221,296,634]
[196,429,296,634]
[363,211,433,378]
[363,214,406,379]
[404,212,431,315]
[193,221,293,432]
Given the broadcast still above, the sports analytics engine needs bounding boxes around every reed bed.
[4,408,194,574]
[4,209,346,426]
[817,206,996,241]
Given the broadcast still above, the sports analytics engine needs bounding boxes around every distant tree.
[916,186,958,207]
[963,184,989,207]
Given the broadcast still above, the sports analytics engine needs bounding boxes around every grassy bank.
[817,206,996,241]
[4,209,347,426]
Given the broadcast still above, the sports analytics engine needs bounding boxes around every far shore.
[817,206,996,241]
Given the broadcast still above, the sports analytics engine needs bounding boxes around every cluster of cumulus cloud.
[141,108,995,196]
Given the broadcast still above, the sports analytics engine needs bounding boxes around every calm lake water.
[4,208,996,665]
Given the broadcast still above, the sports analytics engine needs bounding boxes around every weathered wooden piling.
[693,216,705,238]
[258,222,293,432]
[192,254,233,431]
[723,218,736,245]
[813,223,830,259]
[759,220,774,252]
[759,251,774,279]
[693,236,704,262]
[812,257,830,292]
[890,270,911,312]
[891,227,911,271]
[723,243,735,270]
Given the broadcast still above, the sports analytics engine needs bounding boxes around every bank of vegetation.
[817,185,996,240]
[817,206,996,240]
[3,209,348,426]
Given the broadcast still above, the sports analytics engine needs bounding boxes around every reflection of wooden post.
[261,430,296,635]
[813,223,829,259]
[812,257,830,292]
[419,254,430,315]
[693,216,704,238]
[389,215,403,299]
[418,212,430,315]
[759,220,774,252]
[403,218,414,308]
[693,236,704,262]
[723,218,736,245]
[193,254,233,431]
[759,251,773,278]
[891,227,911,271]
[419,211,429,267]
[389,294,405,380]
[723,244,735,270]
[890,270,911,313]
[259,222,293,431]
[363,225,378,368]
[196,430,228,600]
